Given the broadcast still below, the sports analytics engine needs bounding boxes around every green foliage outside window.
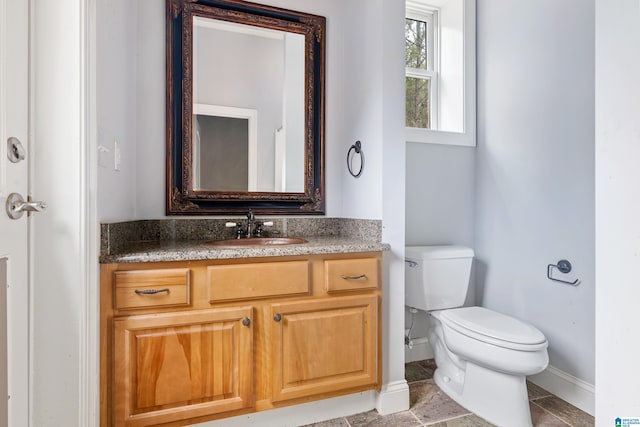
[406,18,431,129]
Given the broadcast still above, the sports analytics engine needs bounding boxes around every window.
[405,5,438,129]
[405,0,476,147]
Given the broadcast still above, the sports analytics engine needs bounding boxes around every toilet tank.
[405,245,474,311]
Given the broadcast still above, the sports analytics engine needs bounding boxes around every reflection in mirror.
[167,0,325,215]
[193,104,256,191]
[192,17,305,193]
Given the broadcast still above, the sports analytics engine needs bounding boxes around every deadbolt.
[7,137,26,163]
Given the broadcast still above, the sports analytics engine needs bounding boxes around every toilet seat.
[436,307,547,352]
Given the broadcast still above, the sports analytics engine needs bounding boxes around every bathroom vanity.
[99,0,381,422]
[99,231,383,427]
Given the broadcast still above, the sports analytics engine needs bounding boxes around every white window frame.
[406,0,476,147]
[405,3,440,129]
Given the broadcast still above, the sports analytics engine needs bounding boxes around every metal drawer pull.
[273,313,282,322]
[242,317,251,327]
[134,288,170,295]
[341,274,366,280]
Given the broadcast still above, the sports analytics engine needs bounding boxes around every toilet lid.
[439,307,547,348]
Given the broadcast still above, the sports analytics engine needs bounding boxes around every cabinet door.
[113,307,253,426]
[270,295,379,402]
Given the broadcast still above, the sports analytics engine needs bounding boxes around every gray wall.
[475,0,595,383]
[97,0,139,220]
[405,143,475,248]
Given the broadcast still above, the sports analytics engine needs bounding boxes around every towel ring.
[347,140,364,178]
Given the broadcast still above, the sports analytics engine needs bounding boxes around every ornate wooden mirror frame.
[166,0,325,215]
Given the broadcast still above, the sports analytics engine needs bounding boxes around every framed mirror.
[166,0,326,215]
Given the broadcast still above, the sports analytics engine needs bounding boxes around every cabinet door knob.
[273,313,282,322]
[242,317,251,327]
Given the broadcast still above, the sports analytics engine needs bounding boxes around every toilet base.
[434,362,532,427]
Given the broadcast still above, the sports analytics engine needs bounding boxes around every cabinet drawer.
[114,268,190,310]
[208,261,310,302]
[324,257,379,293]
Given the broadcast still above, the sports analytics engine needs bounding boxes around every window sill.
[406,127,476,147]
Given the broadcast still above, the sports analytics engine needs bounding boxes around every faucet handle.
[253,221,273,238]
[225,222,245,238]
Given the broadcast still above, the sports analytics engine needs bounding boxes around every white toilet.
[405,245,548,427]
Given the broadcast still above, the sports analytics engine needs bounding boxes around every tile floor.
[301,359,595,427]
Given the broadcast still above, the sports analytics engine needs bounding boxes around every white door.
[1,0,32,425]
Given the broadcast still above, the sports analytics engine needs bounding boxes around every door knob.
[5,193,47,220]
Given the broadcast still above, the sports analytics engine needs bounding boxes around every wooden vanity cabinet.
[101,252,381,427]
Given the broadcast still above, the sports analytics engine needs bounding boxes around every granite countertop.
[100,236,389,264]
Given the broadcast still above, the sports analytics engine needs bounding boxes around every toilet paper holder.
[547,259,580,286]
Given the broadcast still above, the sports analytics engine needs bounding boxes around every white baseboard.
[376,380,410,415]
[528,365,594,415]
[193,391,377,427]
[404,335,434,363]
